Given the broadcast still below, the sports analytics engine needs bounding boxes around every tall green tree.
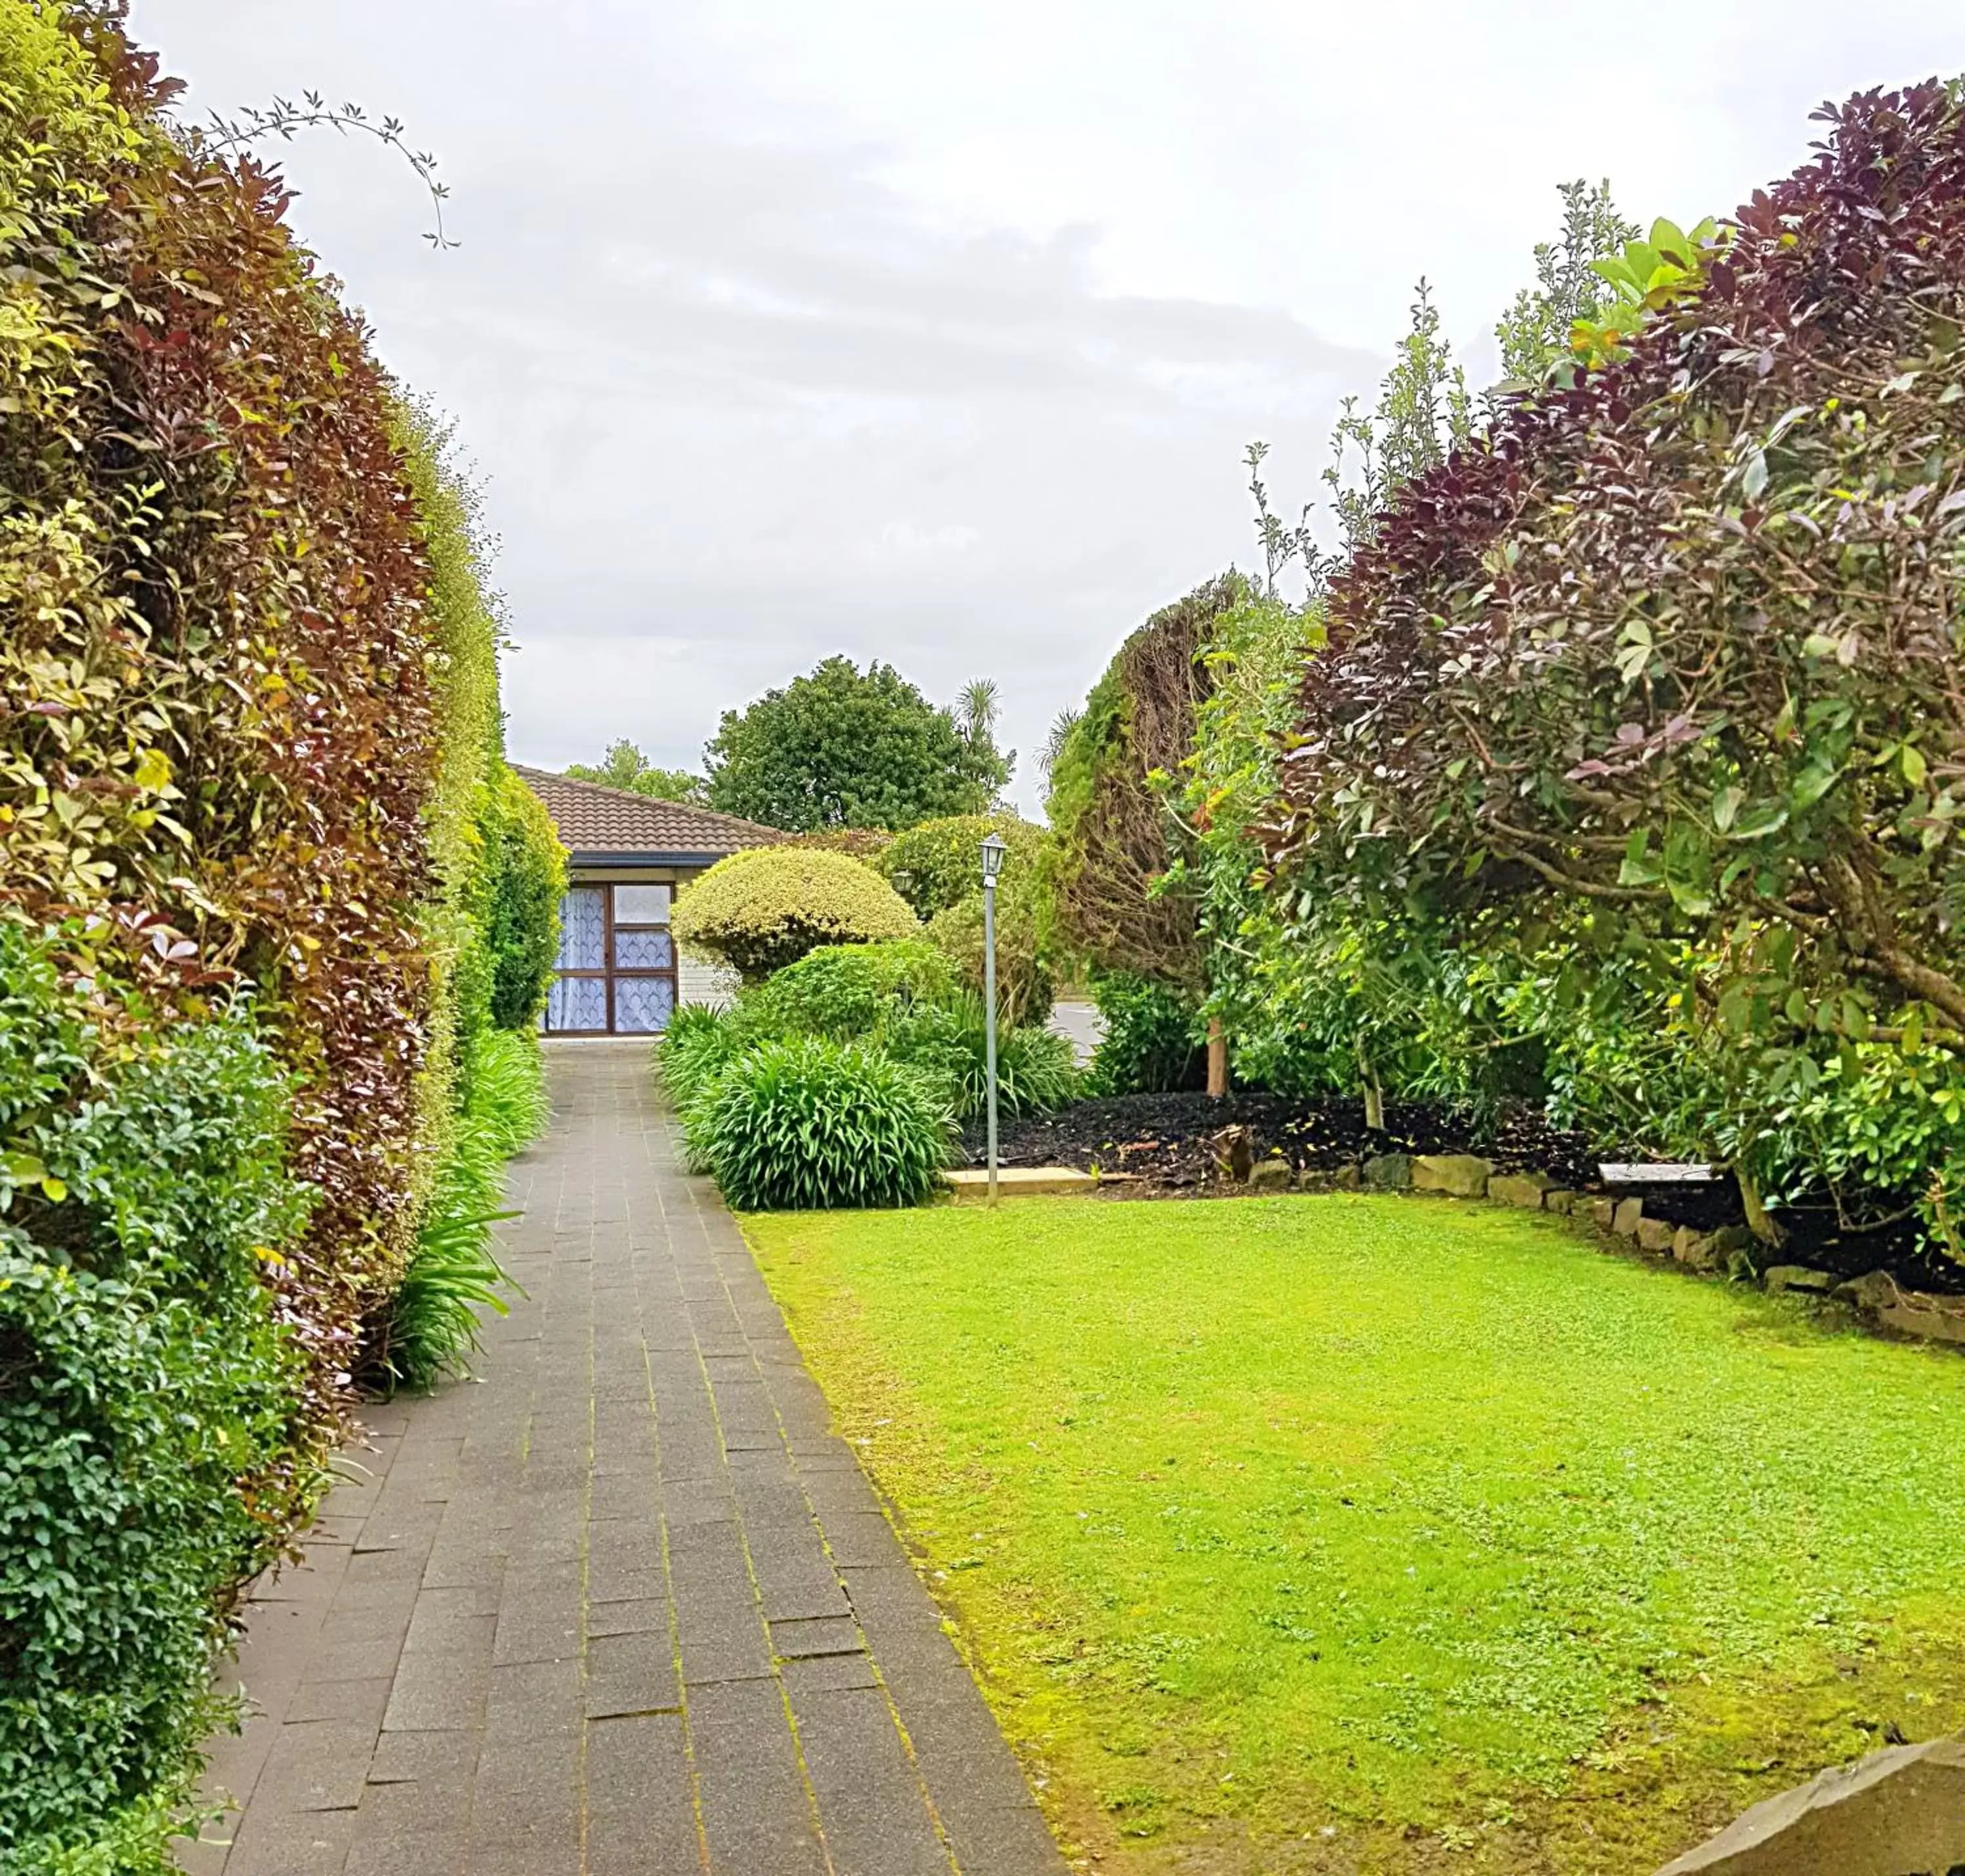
[565,738,705,803]
[703,656,1011,832]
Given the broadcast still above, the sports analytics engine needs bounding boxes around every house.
[514,765,781,1036]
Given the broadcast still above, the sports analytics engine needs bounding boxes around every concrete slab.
[943,1165,1098,1199]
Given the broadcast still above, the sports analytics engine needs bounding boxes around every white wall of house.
[677,949,739,1011]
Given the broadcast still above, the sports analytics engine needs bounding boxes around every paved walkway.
[187,1042,1063,1876]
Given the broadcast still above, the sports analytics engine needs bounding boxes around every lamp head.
[979,831,1009,882]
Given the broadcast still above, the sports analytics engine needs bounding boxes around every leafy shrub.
[1085,971,1208,1096]
[925,874,1057,1028]
[1265,79,1965,1246]
[877,812,1038,918]
[483,764,569,1031]
[0,929,310,1873]
[692,1038,954,1209]
[673,846,920,983]
[883,992,1079,1120]
[742,939,954,1038]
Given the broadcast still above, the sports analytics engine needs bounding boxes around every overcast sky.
[130,2,1964,815]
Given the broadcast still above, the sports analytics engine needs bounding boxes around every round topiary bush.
[673,846,920,983]
[694,1037,954,1209]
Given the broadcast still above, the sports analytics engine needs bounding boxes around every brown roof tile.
[513,765,783,859]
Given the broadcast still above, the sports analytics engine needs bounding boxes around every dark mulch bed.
[960,1092,1962,1296]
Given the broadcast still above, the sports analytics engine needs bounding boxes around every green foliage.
[1083,971,1207,1096]
[924,871,1056,1028]
[741,939,955,1038]
[1493,179,1641,388]
[0,928,310,1873]
[882,992,1079,1121]
[1322,280,1472,555]
[565,739,706,804]
[367,1030,544,1394]
[876,814,1059,1024]
[878,813,1037,919]
[691,1037,954,1210]
[482,765,567,1032]
[703,656,1010,832]
[1567,214,1726,372]
[673,845,920,984]
[1268,82,1965,1248]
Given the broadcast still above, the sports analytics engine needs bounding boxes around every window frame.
[546,882,678,1036]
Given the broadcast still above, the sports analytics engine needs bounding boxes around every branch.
[1483,825,1666,901]
[198,93,456,250]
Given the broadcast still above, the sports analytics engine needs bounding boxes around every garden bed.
[962,1093,1961,1294]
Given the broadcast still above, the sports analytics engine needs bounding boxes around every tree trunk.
[1355,1032,1385,1134]
[1206,1017,1228,1098]
[1737,1167,1786,1248]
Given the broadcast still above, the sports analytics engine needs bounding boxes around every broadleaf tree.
[565,739,706,804]
[703,656,1011,833]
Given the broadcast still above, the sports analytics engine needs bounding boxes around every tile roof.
[513,765,783,859]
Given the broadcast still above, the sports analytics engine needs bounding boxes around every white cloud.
[130,0,1965,810]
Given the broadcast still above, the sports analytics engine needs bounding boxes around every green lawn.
[744,1195,1965,1875]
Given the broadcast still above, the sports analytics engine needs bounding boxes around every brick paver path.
[186,1041,1064,1876]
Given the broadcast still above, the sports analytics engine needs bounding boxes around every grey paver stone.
[200,1045,1060,1876]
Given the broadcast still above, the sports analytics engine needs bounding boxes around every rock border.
[1240,1148,1965,1352]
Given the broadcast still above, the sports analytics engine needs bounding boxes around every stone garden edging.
[1237,1145,1965,1353]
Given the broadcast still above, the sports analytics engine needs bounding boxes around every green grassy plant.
[368,1032,546,1393]
[696,1037,953,1210]
[885,992,1079,1120]
[748,1196,1965,1873]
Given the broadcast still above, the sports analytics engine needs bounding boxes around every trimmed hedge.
[673,845,919,983]
[0,8,558,1864]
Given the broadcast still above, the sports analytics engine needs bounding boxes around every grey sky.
[130,2,1965,814]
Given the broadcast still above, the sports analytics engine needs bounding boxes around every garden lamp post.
[979,832,1007,1203]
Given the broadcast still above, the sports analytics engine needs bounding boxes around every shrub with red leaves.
[1,7,440,1449]
[1266,81,1965,1243]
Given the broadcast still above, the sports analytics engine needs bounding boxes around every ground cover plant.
[747,1195,1965,1873]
